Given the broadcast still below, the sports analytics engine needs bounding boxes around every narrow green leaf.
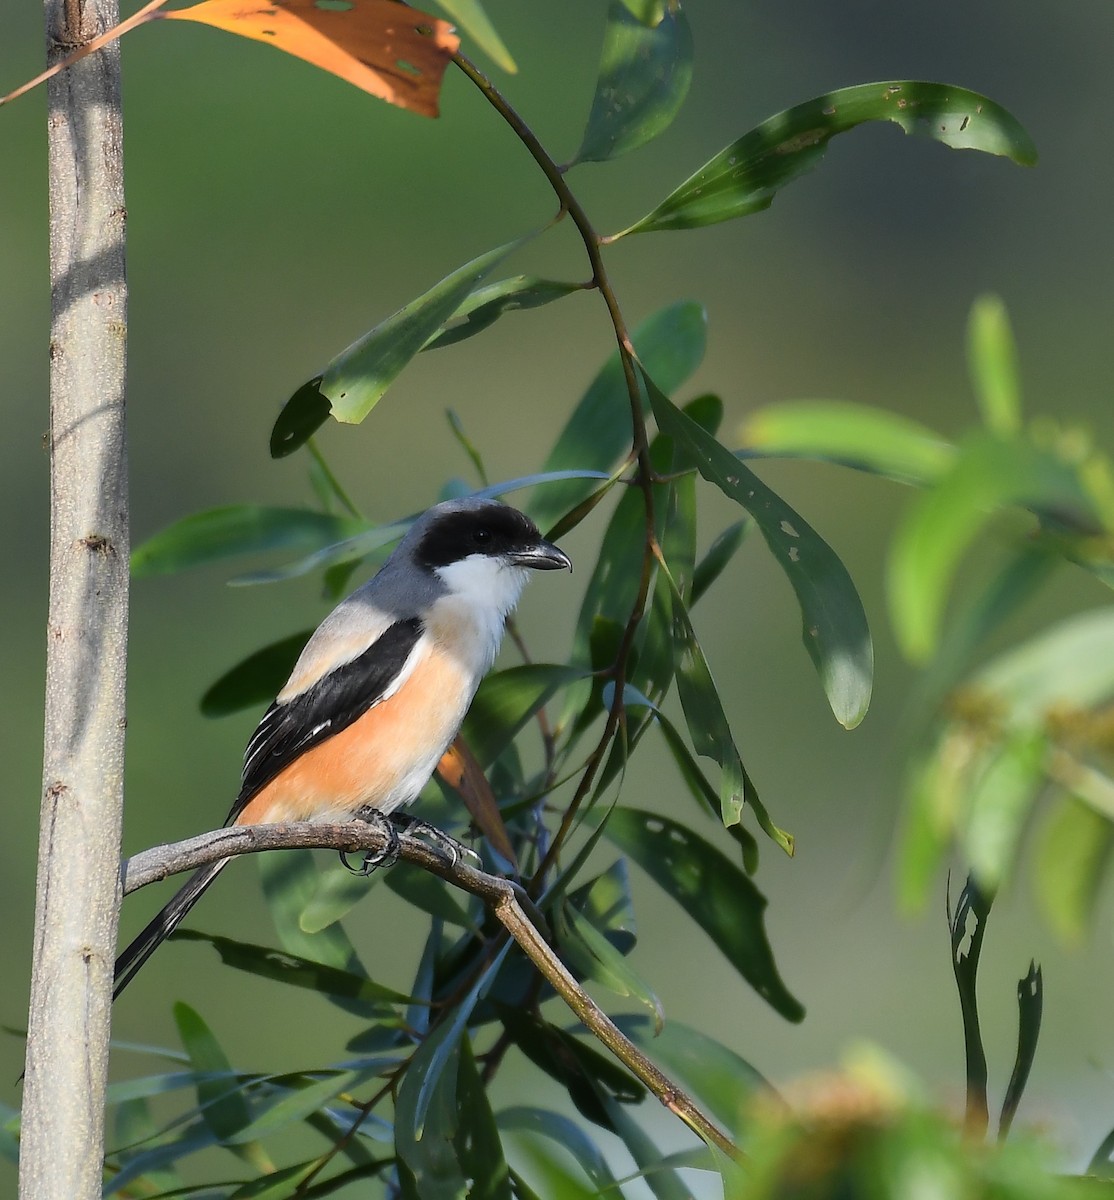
[605,807,805,1021]
[617,1014,776,1132]
[107,1070,248,1109]
[572,0,693,165]
[529,301,707,531]
[601,1096,692,1200]
[455,1039,514,1200]
[131,507,364,577]
[998,961,1042,1141]
[964,729,1046,895]
[446,409,489,485]
[647,371,874,728]
[888,432,1109,662]
[271,375,331,459]
[394,1021,466,1200]
[433,0,516,72]
[171,931,413,1009]
[226,1063,390,1146]
[1036,796,1114,942]
[497,1108,619,1192]
[569,858,636,955]
[259,850,362,970]
[229,521,405,587]
[617,0,664,24]
[324,239,521,425]
[385,867,477,929]
[103,1120,225,1197]
[299,865,381,934]
[738,400,955,485]
[616,81,1037,236]
[691,520,750,606]
[173,1003,255,1146]
[659,561,789,846]
[200,630,310,716]
[229,1159,320,1198]
[968,295,1021,436]
[423,277,583,351]
[560,903,665,1033]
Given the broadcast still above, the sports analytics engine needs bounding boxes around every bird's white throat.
[432,554,530,672]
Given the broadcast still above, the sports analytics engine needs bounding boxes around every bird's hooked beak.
[510,538,573,572]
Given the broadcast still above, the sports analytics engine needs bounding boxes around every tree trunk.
[19,0,128,1192]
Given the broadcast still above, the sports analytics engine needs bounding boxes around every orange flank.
[235,643,471,825]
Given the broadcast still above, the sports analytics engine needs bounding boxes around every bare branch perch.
[122,821,744,1162]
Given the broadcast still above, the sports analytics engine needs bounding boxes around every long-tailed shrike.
[114,497,571,997]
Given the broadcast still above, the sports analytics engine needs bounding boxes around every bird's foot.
[387,812,480,869]
[341,808,401,875]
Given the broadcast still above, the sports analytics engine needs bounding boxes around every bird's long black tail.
[113,858,231,999]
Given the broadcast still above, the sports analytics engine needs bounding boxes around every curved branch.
[121,823,743,1162]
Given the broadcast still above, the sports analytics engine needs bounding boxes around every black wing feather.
[228,616,423,823]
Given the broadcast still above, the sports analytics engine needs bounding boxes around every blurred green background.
[4,0,1114,1186]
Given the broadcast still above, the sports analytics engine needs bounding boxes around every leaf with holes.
[160,0,459,116]
[615,81,1036,236]
[648,371,873,729]
[572,0,693,164]
[606,807,804,1021]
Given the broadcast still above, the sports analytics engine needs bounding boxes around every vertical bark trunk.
[19,0,128,1193]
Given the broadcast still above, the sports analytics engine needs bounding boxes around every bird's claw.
[340,808,401,875]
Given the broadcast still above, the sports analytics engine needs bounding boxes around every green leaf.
[229,1159,320,1198]
[423,277,583,351]
[559,903,664,1033]
[600,1096,692,1200]
[617,0,664,24]
[738,400,955,485]
[888,433,1110,662]
[691,520,750,606]
[226,1062,391,1146]
[394,1021,466,1200]
[569,858,636,955]
[171,931,413,1010]
[1036,796,1114,942]
[200,630,310,716]
[617,1014,775,1132]
[975,607,1114,718]
[964,729,1046,895]
[271,375,332,459]
[647,371,873,729]
[464,664,589,767]
[229,521,406,587]
[605,807,805,1021]
[615,81,1037,236]
[385,867,478,929]
[529,301,707,531]
[433,0,516,72]
[968,295,1021,436]
[572,0,693,165]
[658,564,788,845]
[299,865,382,934]
[323,240,521,425]
[131,507,364,577]
[454,1039,514,1200]
[173,1003,260,1158]
[259,850,362,970]
[498,1108,619,1192]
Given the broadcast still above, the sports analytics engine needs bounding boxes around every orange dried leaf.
[437,736,518,869]
[160,0,459,117]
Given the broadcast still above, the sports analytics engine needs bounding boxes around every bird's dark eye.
[472,528,492,546]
